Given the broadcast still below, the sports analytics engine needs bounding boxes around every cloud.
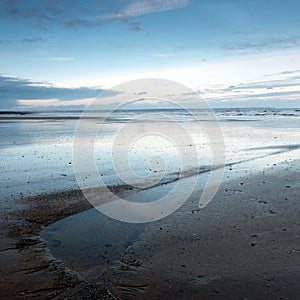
[61,17,103,28]
[22,37,44,43]
[265,69,300,77]
[202,74,300,94]
[62,0,190,31]
[0,74,115,110]
[129,21,142,32]
[199,72,300,107]
[221,80,300,91]
[58,17,138,33]
[18,97,94,109]
[150,49,195,57]
[47,57,74,62]
[223,37,300,52]
[0,0,144,32]
[103,0,190,20]
[227,90,300,100]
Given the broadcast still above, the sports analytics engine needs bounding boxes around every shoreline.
[1,160,300,299]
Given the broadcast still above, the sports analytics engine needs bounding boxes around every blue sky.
[1,0,300,109]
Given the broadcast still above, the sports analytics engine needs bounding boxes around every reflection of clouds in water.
[1,108,300,203]
[0,119,74,147]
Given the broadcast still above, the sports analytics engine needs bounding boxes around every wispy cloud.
[22,37,44,43]
[265,69,300,77]
[48,57,74,62]
[103,0,190,20]
[18,98,94,108]
[214,78,300,92]
[150,49,196,57]
[0,1,165,32]
[223,37,300,52]
[128,21,142,32]
[201,73,300,106]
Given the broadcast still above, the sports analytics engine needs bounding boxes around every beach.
[2,1,300,298]
[1,159,299,299]
[0,109,299,299]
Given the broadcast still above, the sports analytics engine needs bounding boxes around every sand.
[0,160,299,299]
[0,189,115,299]
[106,160,300,299]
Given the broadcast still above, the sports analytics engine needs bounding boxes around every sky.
[1,0,300,110]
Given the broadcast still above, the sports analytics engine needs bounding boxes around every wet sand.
[0,189,115,299]
[1,159,299,299]
[105,160,300,299]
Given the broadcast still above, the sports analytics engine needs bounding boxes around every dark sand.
[106,161,300,299]
[0,190,115,299]
[1,160,299,299]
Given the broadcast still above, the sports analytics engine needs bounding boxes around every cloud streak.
[103,0,190,20]
[223,37,300,52]
[265,69,300,77]
[201,73,300,107]
[47,57,74,62]
[22,37,44,43]
[150,49,195,57]
[1,0,189,32]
